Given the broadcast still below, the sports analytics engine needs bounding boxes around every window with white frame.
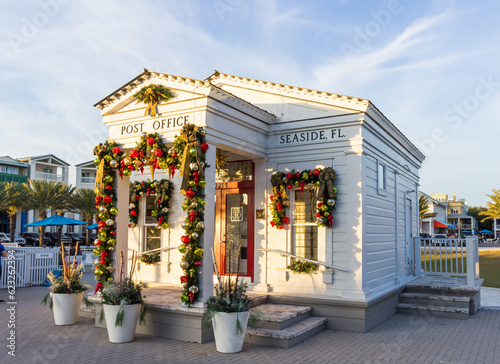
[292,189,318,260]
[377,161,386,194]
[450,208,459,214]
[143,195,161,252]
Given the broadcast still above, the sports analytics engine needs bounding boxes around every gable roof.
[207,70,424,161]
[93,69,276,122]
[18,154,70,166]
[0,156,29,168]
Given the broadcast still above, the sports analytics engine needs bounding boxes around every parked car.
[433,234,448,246]
[44,232,72,246]
[0,232,9,244]
[20,232,51,246]
[14,234,26,246]
[67,232,86,244]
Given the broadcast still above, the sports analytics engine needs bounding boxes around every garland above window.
[129,179,173,229]
[270,167,337,229]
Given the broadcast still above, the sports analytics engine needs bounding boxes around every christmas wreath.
[134,84,174,117]
[93,125,209,307]
[140,252,161,265]
[287,260,319,275]
[269,168,337,229]
[129,179,173,228]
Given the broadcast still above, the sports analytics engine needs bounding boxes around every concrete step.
[250,303,312,330]
[246,317,327,349]
[399,292,471,309]
[397,303,470,319]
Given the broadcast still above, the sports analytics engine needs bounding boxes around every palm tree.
[0,182,27,242]
[479,189,500,222]
[69,188,97,246]
[419,195,438,220]
[54,183,76,245]
[23,180,68,246]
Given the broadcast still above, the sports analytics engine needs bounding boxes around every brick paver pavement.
[1,275,499,364]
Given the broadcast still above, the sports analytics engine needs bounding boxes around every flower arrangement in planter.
[205,246,254,353]
[42,242,92,325]
[99,251,146,343]
[140,252,160,265]
[287,259,319,275]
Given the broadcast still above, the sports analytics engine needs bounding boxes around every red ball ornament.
[185,189,195,199]
[154,149,163,157]
[130,150,139,158]
[194,261,202,267]
[112,147,121,154]
[181,235,190,244]
[200,143,209,152]
[313,169,320,176]
[103,196,112,203]
[287,185,293,190]
[146,138,155,145]
[110,231,116,236]
[286,173,293,179]
[130,210,137,216]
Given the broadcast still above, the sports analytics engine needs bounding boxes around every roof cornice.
[94,69,212,110]
[206,70,370,108]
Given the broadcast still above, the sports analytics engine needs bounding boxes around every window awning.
[434,220,456,229]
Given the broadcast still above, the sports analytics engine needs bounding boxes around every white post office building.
[94,70,423,333]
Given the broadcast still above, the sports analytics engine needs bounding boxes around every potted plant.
[140,251,160,265]
[205,246,253,353]
[99,251,146,343]
[287,259,319,275]
[42,242,91,325]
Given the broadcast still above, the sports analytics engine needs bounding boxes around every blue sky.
[1,0,499,206]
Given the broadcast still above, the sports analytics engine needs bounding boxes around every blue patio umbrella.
[479,229,494,234]
[461,230,473,234]
[85,223,99,230]
[25,215,88,227]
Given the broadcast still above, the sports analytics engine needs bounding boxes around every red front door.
[214,181,254,280]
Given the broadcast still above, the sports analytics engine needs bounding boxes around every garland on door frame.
[92,126,208,306]
[269,167,337,229]
[174,125,208,306]
[129,179,174,228]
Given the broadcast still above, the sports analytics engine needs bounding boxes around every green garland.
[134,84,175,117]
[174,125,209,306]
[287,260,318,274]
[270,168,337,229]
[93,126,208,307]
[140,252,161,265]
[129,179,173,228]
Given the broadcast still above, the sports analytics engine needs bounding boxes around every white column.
[194,142,216,306]
[466,236,477,287]
[115,173,130,278]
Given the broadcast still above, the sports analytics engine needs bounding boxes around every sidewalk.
[1,276,499,364]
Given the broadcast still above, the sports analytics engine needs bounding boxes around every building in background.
[17,155,70,233]
[419,192,451,236]
[0,156,29,233]
[429,192,477,236]
[68,160,97,234]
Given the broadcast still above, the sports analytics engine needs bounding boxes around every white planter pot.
[52,292,84,326]
[212,311,250,353]
[103,303,140,343]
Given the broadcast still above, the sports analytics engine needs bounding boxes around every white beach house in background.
[93,70,424,333]
[419,192,449,236]
[17,155,70,233]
